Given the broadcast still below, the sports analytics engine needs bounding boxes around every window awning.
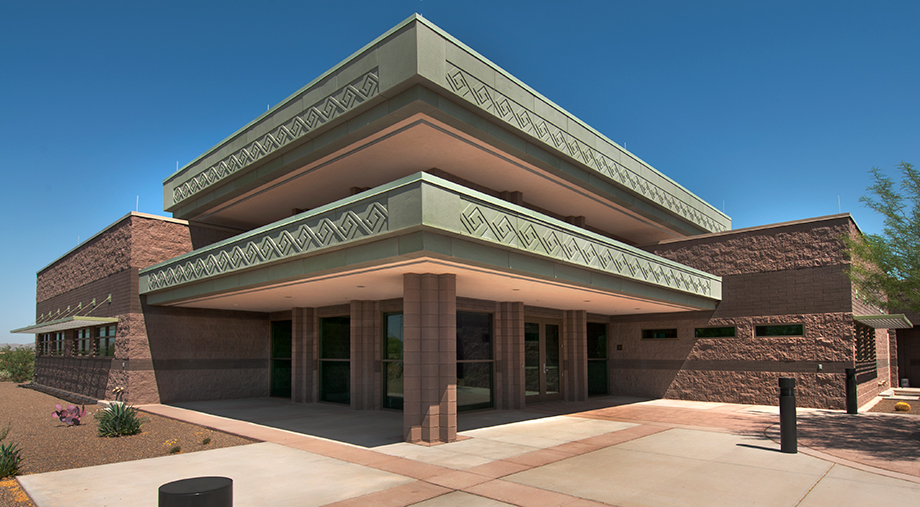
[854,314,914,329]
[10,316,119,334]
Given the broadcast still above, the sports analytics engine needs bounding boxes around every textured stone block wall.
[497,302,524,410]
[37,219,133,303]
[625,216,863,409]
[350,300,381,410]
[31,213,256,403]
[140,304,270,403]
[292,307,317,403]
[648,216,852,276]
[608,312,854,409]
[563,310,587,402]
[402,273,457,443]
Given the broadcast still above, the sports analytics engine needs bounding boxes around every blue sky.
[2,1,918,344]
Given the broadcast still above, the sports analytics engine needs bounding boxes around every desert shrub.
[0,371,10,382]
[95,403,147,437]
[894,401,912,412]
[0,442,22,479]
[0,346,34,382]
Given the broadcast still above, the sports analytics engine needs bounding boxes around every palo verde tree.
[845,162,920,313]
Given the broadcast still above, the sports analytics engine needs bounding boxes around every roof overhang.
[163,15,729,239]
[10,316,119,335]
[141,172,721,314]
[854,314,914,329]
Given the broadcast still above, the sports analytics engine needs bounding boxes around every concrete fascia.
[163,15,729,234]
[143,173,721,305]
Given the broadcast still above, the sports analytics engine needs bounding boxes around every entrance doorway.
[319,316,350,404]
[270,320,292,398]
[525,318,562,403]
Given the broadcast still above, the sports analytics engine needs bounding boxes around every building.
[12,15,907,443]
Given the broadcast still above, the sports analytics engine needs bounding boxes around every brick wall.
[138,303,270,404]
[619,215,860,409]
[608,311,853,409]
[32,213,257,403]
[649,215,851,276]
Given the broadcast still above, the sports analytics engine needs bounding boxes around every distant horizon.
[3,1,918,344]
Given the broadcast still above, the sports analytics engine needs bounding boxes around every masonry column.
[498,302,525,409]
[292,308,316,403]
[350,300,380,410]
[403,273,457,443]
[564,310,587,402]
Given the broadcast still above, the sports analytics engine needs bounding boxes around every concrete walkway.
[17,397,920,506]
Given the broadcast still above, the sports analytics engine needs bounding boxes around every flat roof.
[163,14,730,237]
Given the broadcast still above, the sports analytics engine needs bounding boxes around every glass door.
[524,318,562,403]
[270,320,292,398]
[319,316,350,404]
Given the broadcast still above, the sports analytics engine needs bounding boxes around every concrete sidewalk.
[18,397,920,506]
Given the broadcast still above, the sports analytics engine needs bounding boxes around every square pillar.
[403,273,457,444]
[564,310,587,402]
[350,300,380,410]
[292,308,316,403]
[498,302,525,410]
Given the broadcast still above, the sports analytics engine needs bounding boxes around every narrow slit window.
[642,328,677,340]
[755,324,804,337]
[695,326,736,338]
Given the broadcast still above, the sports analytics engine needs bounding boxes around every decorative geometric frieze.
[145,200,388,291]
[446,64,726,234]
[172,69,381,205]
[459,199,715,297]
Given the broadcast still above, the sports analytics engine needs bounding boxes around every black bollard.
[779,377,797,454]
[159,477,232,507]
[845,367,857,414]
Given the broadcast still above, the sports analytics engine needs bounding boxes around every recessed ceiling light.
[584,300,590,303]
[284,296,293,299]
[512,288,520,291]
[357,285,365,288]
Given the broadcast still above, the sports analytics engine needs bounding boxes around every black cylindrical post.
[779,377,797,454]
[845,367,858,414]
[159,477,232,507]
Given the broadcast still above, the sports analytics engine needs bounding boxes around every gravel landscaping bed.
[868,398,920,415]
[0,382,257,507]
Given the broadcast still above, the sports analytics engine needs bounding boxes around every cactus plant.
[894,401,912,412]
[52,404,87,426]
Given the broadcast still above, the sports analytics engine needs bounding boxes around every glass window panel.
[524,322,540,395]
[320,317,350,359]
[457,312,492,360]
[755,324,804,337]
[457,362,493,411]
[385,313,403,360]
[545,323,560,395]
[271,321,292,359]
[588,360,609,396]
[384,362,404,410]
[320,361,350,404]
[642,329,677,339]
[587,323,607,359]
[270,359,292,398]
[695,326,736,338]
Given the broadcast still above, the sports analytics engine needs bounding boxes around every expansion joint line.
[795,463,835,506]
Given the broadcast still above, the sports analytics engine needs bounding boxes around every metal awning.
[854,314,914,329]
[10,316,119,334]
